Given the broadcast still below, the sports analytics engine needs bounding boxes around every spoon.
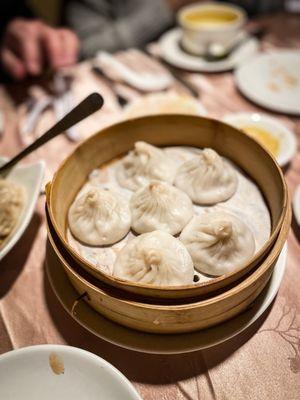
[0,92,104,175]
[203,27,266,62]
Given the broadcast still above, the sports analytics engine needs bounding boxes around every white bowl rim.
[223,112,297,166]
[0,344,142,400]
[177,1,246,32]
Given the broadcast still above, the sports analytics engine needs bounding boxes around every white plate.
[0,158,45,261]
[223,112,297,166]
[46,240,287,354]
[0,345,142,400]
[159,28,259,72]
[235,50,300,115]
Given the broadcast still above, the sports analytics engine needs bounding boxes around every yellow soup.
[183,9,238,27]
[240,125,280,157]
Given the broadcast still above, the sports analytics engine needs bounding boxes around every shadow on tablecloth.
[0,212,41,298]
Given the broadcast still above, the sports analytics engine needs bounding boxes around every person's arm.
[0,0,80,80]
[64,0,174,58]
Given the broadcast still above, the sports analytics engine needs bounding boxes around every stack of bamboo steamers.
[45,115,290,335]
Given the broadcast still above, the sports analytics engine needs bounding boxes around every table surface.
[0,12,300,400]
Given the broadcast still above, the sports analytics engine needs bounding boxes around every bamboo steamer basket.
[46,115,288,300]
[45,200,291,334]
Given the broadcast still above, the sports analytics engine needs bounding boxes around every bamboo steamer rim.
[46,190,291,311]
[47,114,288,294]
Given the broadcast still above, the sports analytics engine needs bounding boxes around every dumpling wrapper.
[175,148,238,205]
[180,211,255,276]
[0,179,25,245]
[116,141,176,191]
[68,187,131,246]
[113,230,194,286]
[130,180,194,235]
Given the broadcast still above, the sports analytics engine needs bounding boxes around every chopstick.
[92,66,128,107]
[143,49,200,98]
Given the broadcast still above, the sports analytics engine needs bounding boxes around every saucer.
[159,28,259,72]
[46,239,287,354]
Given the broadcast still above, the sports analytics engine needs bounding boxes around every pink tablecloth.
[0,12,299,400]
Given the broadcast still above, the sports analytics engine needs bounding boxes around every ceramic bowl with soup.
[178,2,246,56]
[224,113,297,167]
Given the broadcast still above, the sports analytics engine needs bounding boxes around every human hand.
[0,18,80,80]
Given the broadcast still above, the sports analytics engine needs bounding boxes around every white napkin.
[96,50,172,92]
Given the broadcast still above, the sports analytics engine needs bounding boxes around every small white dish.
[159,28,259,72]
[293,186,300,226]
[235,50,300,115]
[0,345,142,400]
[0,158,45,261]
[223,112,297,166]
[46,239,287,354]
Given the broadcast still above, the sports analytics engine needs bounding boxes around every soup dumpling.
[68,187,131,246]
[175,148,238,204]
[130,180,193,235]
[0,179,25,244]
[116,141,176,191]
[113,230,194,286]
[180,211,255,276]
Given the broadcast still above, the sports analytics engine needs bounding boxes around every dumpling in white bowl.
[180,211,255,276]
[113,230,194,286]
[0,179,25,245]
[68,187,131,246]
[116,141,176,191]
[174,148,238,205]
[130,180,193,235]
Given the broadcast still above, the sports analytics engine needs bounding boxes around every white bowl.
[223,113,297,166]
[178,2,246,56]
[0,158,45,261]
[0,345,142,400]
